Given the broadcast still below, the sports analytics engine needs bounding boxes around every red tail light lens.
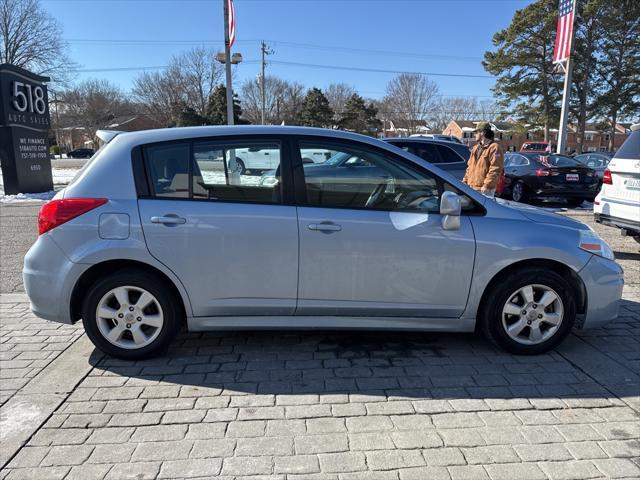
[602,169,613,185]
[535,168,550,177]
[496,173,506,195]
[38,198,107,235]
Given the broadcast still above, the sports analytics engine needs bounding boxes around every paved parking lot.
[1,204,639,480]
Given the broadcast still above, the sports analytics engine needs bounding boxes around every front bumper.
[23,235,84,324]
[578,254,624,329]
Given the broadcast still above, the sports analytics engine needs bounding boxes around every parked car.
[594,124,640,243]
[574,152,615,181]
[24,126,622,359]
[500,152,599,206]
[520,142,550,152]
[195,146,333,174]
[409,134,464,144]
[384,137,470,179]
[67,148,95,159]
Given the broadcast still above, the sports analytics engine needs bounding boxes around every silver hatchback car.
[24,126,623,359]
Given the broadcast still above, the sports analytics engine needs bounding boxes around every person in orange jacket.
[463,123,504,198]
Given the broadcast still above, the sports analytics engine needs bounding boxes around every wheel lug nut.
[118,313,123,318]
[527,320,532,325]
[126,323,131,328]
[532,304,538,309]
[137,317,142,321]
[538,314,543,319]
[521,310,527,315]
[129,307,134,311]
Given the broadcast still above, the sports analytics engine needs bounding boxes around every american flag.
[553,0,575,63]
[228,0,236,48]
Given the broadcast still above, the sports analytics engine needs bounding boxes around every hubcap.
[501,284,563,345]
[95,286,163,350]
[513,184,523,202]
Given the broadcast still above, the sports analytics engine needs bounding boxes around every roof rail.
[96,130,123,143]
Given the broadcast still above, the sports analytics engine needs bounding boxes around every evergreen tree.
[483,0,562,141]
[299,88,334,128]
[592,0,640,149]
[337,94,381,135]
[170,101,205,127]
[205,84,246,125]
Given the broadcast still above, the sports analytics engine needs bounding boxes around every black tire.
[480,268,576,355]
[81,270,183,360]
[511,181,527,203]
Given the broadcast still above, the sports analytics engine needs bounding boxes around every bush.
[50,145,61,155]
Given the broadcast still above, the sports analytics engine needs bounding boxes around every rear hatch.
[534,156,598,191]
[605,128,640,204]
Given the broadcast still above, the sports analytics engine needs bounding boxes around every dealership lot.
[1,204,639,479]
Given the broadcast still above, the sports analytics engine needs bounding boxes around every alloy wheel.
[95,286,164,349]
[501,284,564,345]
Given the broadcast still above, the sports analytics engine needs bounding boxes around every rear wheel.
[82,270,182,359]
[511,181,527,203]
[480,268,576,355]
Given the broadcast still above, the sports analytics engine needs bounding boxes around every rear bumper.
[23,235,84,324]
[578,255,624,329]
[594,213,640,235]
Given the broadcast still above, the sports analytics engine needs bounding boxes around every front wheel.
[81,270,182,359]
[480,268,576,355]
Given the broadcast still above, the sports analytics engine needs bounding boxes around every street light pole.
[223,0,234,126]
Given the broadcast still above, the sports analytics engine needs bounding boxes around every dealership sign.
[0,64,53,195]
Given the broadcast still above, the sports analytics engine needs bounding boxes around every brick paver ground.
[1,210,639,479]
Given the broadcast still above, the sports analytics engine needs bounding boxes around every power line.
[269,60,493,79]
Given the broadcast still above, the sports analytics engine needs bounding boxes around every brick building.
[442,120,631,153]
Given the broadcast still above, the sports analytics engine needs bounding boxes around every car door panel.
[296,207,475,317]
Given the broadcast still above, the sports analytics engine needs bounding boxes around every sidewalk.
[1,291,639,480]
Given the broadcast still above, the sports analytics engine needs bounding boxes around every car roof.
[105,125,387,148]
[383,137,467,147]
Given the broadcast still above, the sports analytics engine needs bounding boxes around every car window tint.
[614,130,640,160]
[409,143,441,164]
[144,143,191,198]
[299,141,440,213]
[192,141,282,204]
[435,145,463,163]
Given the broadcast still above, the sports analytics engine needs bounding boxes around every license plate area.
[625,178,640,190]
[566,174,579,181]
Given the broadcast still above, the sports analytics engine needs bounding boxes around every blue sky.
[42,0,531,100]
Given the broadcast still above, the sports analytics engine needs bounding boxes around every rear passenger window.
[409,143,440,164]
[143,140,283,204]
[145,143,190,198]
[435,145,463,163]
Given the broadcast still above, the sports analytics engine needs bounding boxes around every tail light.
[38,198,107,235]
[496,172,506,195]
[535,168,550,177]
[602,169,613,185]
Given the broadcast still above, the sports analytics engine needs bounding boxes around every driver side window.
[298,141,440,213]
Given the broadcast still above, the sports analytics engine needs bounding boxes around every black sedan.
[499,152,599,206]
[67,148,95,158]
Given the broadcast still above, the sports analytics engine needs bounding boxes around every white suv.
[594,124,640,243]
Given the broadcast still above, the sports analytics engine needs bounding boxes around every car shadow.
[89,299,640,402]
[614,251,640,261]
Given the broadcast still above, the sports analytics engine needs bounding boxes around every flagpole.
[556,0,577,154]
[223,0,234,126]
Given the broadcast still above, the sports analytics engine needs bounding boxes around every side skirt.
[187,315,475,332]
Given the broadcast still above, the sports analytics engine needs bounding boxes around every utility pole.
[260,41,273,125]
[51,91,62,159]
[223,0,234,126]
[556,0,577,155]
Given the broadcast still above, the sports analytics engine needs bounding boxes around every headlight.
[579,230,614,260]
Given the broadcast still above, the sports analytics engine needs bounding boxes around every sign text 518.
[12,81,46,115]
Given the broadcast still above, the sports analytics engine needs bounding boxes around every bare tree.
[383,74,439,134]
[430,97,498,132]
[325,83,357,120]
[240,76,305,125]
[132,47,223,126]
[61,79,133,145]
[0,0,74,83]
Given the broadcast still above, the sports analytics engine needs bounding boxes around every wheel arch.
[70,259,189,324]
[477,258,587,327]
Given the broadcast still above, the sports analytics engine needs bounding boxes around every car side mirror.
[440,191,461,230]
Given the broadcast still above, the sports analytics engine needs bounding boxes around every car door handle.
[151,215,186,225]
[308,222,342,232]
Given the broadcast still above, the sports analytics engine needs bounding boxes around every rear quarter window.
[614,131,640,160]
